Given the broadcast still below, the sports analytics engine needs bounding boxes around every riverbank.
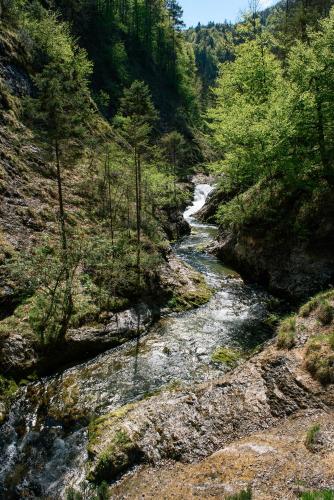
[199,182,334,303]
[0,185,273,497]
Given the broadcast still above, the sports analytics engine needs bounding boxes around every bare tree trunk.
[55,139,73,340]
[135,147,141,286]
[55,140,67,256]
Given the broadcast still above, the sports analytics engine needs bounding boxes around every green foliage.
[0,0,26,24]
[208,37,284,195]
[0,376,19,401]
[225,487,252,500]
[300,491,334,500]
[305,423,321,451]
[66,488,83,500]
[65,481,109,500]
[115,80,158,152]
[316,301,334,325]
[305,333,334,385]
[52,0,201,131]
[185,22,236,103]
[277,315,297,349]
[24,7,94,148]
[208,7,334,238]
[7,242,81,345]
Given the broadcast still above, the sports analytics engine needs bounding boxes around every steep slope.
[0,5,211,380]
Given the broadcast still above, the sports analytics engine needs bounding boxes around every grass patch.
[316,301,334,326]
[299,290,334,318]
[225,487,252,499]
[305,423,321,452]
[212,347,242,367]
[305,334,334,385]
[277,315,297,349]
[300,491,334,500]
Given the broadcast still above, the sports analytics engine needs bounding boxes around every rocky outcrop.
[109,410,334,499]
[210,229,334,302]
[0,304,154,377]
[157,253,212,311]
[196,185,237,224]
[86,297,334,490]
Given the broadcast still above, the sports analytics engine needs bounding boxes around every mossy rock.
[211,347,242,367]
[87,403,143,483]
[167,279,213,312]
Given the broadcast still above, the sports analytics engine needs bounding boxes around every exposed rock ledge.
[109,410,334,499]
[86,298,334,498]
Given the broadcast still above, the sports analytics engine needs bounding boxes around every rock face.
[0,305,154,377]
[86,300,334,494]
[210,229,334,302]
[196,186,237,224]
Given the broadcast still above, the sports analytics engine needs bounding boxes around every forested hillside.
[199,0,334,300]
[50,0,201,131]
[0,0,210,375]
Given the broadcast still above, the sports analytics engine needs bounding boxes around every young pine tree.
[114,80,158,284]
[161,131,185,204]
[26,11,94,340]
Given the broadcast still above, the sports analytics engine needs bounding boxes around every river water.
[0,185,273,499]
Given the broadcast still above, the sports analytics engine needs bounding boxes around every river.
[0,184,273,499]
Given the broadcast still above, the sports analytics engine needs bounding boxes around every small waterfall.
[184,184,214,221]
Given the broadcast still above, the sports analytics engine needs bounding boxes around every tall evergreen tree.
[115,81,158,282]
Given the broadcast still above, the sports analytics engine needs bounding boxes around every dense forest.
[0,0,334,498]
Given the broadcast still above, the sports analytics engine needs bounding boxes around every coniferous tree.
[26,11,94,339]
[115,81,158,282]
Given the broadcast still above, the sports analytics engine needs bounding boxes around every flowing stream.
[0,185,273,499]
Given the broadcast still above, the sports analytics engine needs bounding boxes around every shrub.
[0,376,19,400]
[225,487,252,500]
[277,315,296,349]
[66,488,83,500]
[305,424,321,451]
[316,301,334,326]
[300,490,334,500]
[305,336,334,385]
